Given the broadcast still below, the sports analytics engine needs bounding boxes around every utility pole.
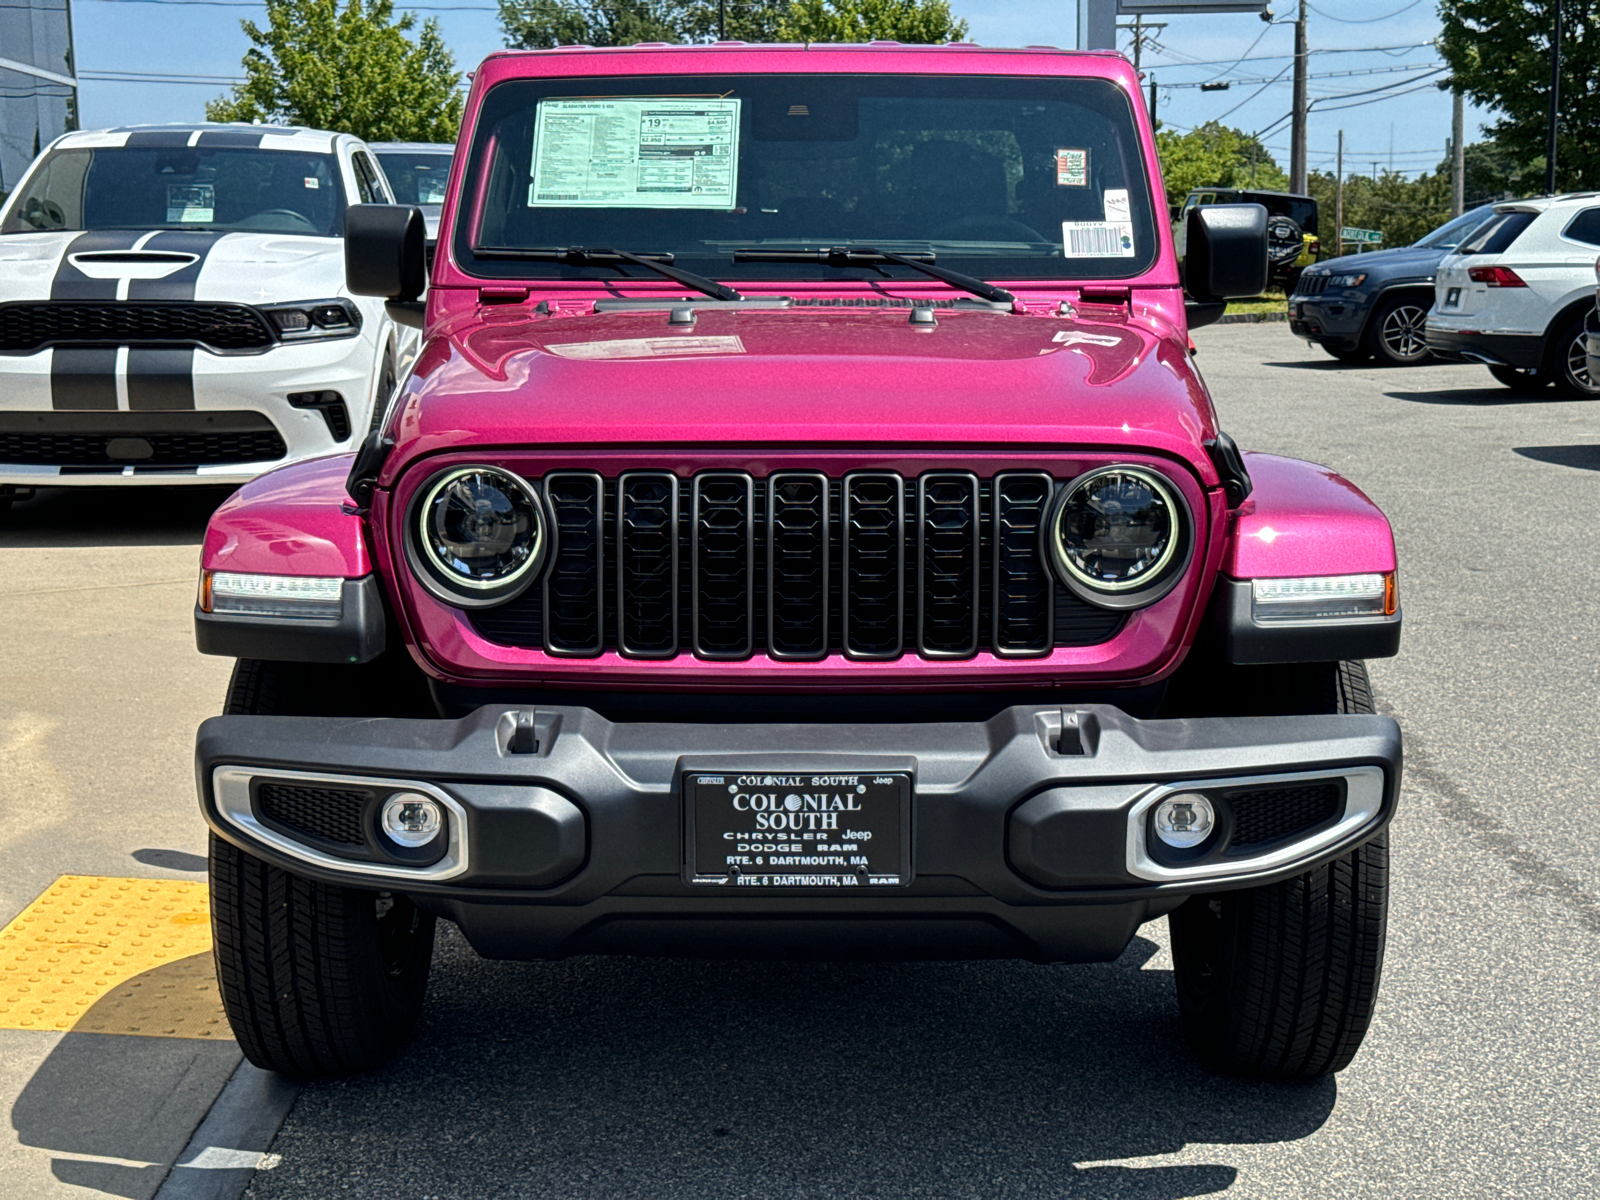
[718,0,726,39]
[1335,130,1344,256]
[1545,0,1561,194]
[1451,87,1464,216]
[1149,75,1158,126]
[1290,0,1309,194]
[1116,14,1166,71]
[1372,160,1380,182]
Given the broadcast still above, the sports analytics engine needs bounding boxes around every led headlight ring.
[407,465,549,608]
[1043,465,1193,611]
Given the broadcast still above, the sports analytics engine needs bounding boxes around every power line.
[1145,41,1432,70]
[1163,59,1442,90]
[1307,0,1423,22]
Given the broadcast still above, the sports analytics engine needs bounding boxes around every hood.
[1308,243,1443,277]
[386,306,1220,476]
[0,230,344,305]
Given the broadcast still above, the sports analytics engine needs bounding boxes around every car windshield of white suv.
[457,73,1160,284]
[0,146,347,237]
[376,151,453,208]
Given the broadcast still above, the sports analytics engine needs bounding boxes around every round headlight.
[1046,466,1189,608]
[411,466,546,605]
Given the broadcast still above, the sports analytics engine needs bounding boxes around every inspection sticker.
[530,98,741,209]
[1056,148,1090,187]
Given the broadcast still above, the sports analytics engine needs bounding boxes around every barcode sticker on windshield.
[1062,221,1135,258]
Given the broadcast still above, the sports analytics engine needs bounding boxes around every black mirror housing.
[345,204,426,301]
[1185,204,1269,302]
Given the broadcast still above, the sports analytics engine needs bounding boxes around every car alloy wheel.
[1565,324,1599,396]
[1379,303,1429,363]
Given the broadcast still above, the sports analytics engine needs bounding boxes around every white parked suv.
[0,123,419,512]
[1425,193,1600,396]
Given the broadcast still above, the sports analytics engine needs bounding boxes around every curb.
[1217,310,1290,325]
[151,1062,300,1200]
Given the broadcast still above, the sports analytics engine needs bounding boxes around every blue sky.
[73,0,1493,179]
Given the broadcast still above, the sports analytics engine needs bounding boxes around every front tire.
[1366,294,1431,366]
[1168,661,1390,1078]
[210,657,437,1076]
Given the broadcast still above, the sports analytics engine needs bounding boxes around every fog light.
[381,793,443,847]
[1153,794,1215,849]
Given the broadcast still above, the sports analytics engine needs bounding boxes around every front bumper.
[197,703,1403,964]
[1287,296,1370,351]
[1424,326,1544,369]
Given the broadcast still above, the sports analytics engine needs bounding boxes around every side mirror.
[345,204,426,302]
[1185,203,1268,303]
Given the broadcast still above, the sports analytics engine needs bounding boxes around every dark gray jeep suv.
[1289,205,1495,366]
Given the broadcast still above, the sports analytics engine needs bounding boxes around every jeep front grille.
[469,471,1127,661]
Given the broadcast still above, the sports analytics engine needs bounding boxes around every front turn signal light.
[199,570,344,620]
[1251,572,1396,622]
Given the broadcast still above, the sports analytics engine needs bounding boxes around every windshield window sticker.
[529,98,742,210]
[304,176,320,189]
[543,335,746,360]
[1063,220,1135,258]
[1056,148,1090,187]
[1103,188,1131,223]
[166,183,214,224]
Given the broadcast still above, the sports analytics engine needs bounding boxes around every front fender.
[196,453,385,663]
[1213,452,1399,665]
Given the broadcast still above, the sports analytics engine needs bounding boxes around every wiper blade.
[474,246,743,302]
[733,246,1015,305]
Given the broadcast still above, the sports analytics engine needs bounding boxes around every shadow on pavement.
[250,929,1335,1199]
[130,849,208,873]
[1387,387,1577,406]
[1513,444,1600,472]
[0,486,234,549]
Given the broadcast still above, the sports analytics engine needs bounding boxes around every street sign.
[1117,2,1270,12]
[1342,227,1383,244]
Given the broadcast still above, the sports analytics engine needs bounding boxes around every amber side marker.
[0,875,227,1039]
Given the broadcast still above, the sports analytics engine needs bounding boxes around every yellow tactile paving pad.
[0,876,228,1039]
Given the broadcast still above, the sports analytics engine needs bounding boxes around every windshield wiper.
[732,246,1015,305]
[474,246,743,302]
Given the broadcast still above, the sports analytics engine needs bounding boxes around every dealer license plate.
[684,771,910,887]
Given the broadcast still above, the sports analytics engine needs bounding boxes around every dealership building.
[0,0,77,198]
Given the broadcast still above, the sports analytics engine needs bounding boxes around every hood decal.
[50,348,118,411]
[50,231,146,301]
[128,230,227,302]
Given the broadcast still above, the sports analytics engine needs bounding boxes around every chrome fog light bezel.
[1042,464,1193,611]
[407,464,549,608]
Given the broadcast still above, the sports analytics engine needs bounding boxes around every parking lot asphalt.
[4,323,1600,1199]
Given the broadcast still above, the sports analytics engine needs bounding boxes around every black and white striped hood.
[0,228,346,308]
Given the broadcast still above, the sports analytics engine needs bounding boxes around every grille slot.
[466,469,1130,660]
[617,471,680,658]
[543,471,604,655]
[842,472,905,659]
[0,301,274,352]
[693,472,755,659]
[256,782,370,847]
[917,472,980,658]
[1296,275,1329,297]
[0,426,285,467]
[992,472,1055,656]
[1227,783,1343,850]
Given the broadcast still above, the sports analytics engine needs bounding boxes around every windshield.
[455,73,1159,284]
[376,150,453,208]
[1412,206,1494,250]
[0,146,346,237]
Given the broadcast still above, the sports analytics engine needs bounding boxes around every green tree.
[775,0,966,42]
[1306,168,1452,251]
[1438,0,1600,192]
[208,0,464,143]
[1155,121,1290,199]
[499,0,964,48]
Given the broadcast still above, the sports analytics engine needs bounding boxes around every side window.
[1562,207,1600,248]
[1459,211,1536,256]
[351,152,384,204]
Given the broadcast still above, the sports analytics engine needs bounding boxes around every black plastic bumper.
[1424,328,1544,369]
[194,577,385,664]
[196,704,1402,964]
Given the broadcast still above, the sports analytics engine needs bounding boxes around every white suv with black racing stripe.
[0,123,419,508]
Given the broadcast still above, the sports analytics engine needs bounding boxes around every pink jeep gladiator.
[192,43,1402,1080]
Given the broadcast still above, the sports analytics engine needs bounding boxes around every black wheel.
[1545,312,1600,399]
[1488,363,1548,394]
[1325,345,1369,364]
[1168,661,1390,1079]
[210,657,438,1076]
[1365,294,1431,366]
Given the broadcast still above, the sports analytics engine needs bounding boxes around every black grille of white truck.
[470,471,1126,661]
